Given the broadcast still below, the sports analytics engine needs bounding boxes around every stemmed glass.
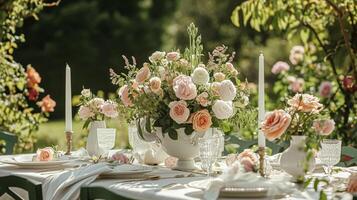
[198,137,220,177]
[319,139,341,175]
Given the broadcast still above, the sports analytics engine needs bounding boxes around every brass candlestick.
[65,131,73,155]
[258,146,266,177]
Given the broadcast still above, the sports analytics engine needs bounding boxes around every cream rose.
[169,100,190,124]
[78,105,94,120]
[287,93,322,113]
[214,72,225,82]
[36,147,54,161]
[191,67,209,85]
[135,63,151,84]
[313,119,335,135]
[166,52,180,61]
[118,85,133,107]
[196,92,210,107]
[149,51,165,62]
[261,110,291,141]
[218,80,237,101]
[173,75,197,100]
[149,77,161,93]
[210,82,221,96]
[192,109,212,133]
[212,100,233,119]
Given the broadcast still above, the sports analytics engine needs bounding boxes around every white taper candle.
[65,64,73,132]
[258,52,266,147]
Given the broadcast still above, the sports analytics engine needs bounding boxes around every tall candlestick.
[65,64,73,155]
[65,64,73,132]
[258,52,266,147]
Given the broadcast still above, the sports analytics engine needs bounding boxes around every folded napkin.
[203,162,294,200]
[43,163,111,200]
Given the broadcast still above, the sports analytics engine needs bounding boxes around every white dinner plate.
[0,154,78,168]
[101,164,152,178]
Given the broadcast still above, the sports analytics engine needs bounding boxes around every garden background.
[1,0,356,153]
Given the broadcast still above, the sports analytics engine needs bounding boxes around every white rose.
[149,51,165,63]
[212,100,234,119]
[235,95,249,108]
[191,67,209,85]
[218,80,237,101]
[81,89,91,98]
[89,98,105,111]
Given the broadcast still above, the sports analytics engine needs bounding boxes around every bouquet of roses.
[77,88,118,129]
[110,23,249,140]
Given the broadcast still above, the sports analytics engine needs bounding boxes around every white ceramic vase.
[86,120,106,156]
[280,136,316,179]
[156,127,200,171]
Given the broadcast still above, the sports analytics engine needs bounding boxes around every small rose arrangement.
[110,23,249,139]
[261,93,335,149]
[77,88,118,129]
[226,149,258,172]
[35,146,62,161]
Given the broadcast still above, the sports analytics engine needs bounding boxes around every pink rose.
[261,110,292,141]
[347,173,357,193]
[111,152,129,164]
[196,92,210,107]
[287,76,304,93]
[118,85,133,107]
[78,105,94,120]
[287,93,323,113]
[240,157,255,172]
[164,156,178,168]
[238,149,258,172]
[313,119,335,135]
[289,45,304,65]
[149,77,161,93]
[36,147,54,161]
[169,100,190,124]
[135,63,151,84]
[271,61,290,74]
[319,81,332,97]
[166,52,180,61]
[173,75,197,100]
[192,109,212,133]
[238,149,258,163]
[101,101,118,118]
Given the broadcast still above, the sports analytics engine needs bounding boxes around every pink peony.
[173,75,197,100]
[166,52,180,61]
[78,105,94,120]
[287,93,323,113]
[192,109,212,133]
[196,92,210,107]
[118,85,133,107]
[135,63,151,84]
[36,147,54,161]
[101,101,118,118]
[289,45,305,65]
[111,152,129,164]
[261,110,292,141]
[319,81,332,97]
[271,61,290,74]
[169,100,190,124]
[313,119,335,135]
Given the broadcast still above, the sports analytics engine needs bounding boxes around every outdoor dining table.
[0,152,356,200]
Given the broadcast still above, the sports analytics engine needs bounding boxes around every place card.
[97,128,116,150]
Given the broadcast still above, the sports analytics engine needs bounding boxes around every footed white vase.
[280,136,316,179]
[156,127,200,171]
[86,121,106,156]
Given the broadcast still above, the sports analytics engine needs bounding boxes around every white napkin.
[203,162,293,200]
[43,163,111,200]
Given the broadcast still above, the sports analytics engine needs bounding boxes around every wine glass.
[319,139,341,175]
[198,137,220,176]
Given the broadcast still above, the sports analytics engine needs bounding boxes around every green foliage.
[232,0,357,146]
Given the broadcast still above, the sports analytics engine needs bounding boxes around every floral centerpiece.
[110,23,249,170]
[261,93,335,178]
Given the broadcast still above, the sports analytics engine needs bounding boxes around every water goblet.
[319,139,341,176]
[198,137,220,176]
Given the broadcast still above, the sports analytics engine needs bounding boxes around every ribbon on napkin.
[43,163,111,200]
[203,162,293,200]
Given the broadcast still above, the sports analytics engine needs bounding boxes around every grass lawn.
[34,119,129,151]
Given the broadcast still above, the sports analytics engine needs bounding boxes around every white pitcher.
[86,120,106,156]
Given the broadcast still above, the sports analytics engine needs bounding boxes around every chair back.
[0,130,17,155]
[0,175,42,200]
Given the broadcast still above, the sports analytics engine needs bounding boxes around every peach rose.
[238,149,258,163]
[240,157,255,172]
[169,100,190,124]
[135,63,151,84]
[26,65,41,88]
[37,95,56,112]
[261,109,291,141]
[36,147,54,161]
[287,93,323,113]
[196,92,210,107]
[173,75,197,100]
[118,85,133,107]
[166,52,180,61]
[149,77,161,93]
[192,109,212,133]
[312,119,335,136]
[214,72,225,82]
[347,173,357,193]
